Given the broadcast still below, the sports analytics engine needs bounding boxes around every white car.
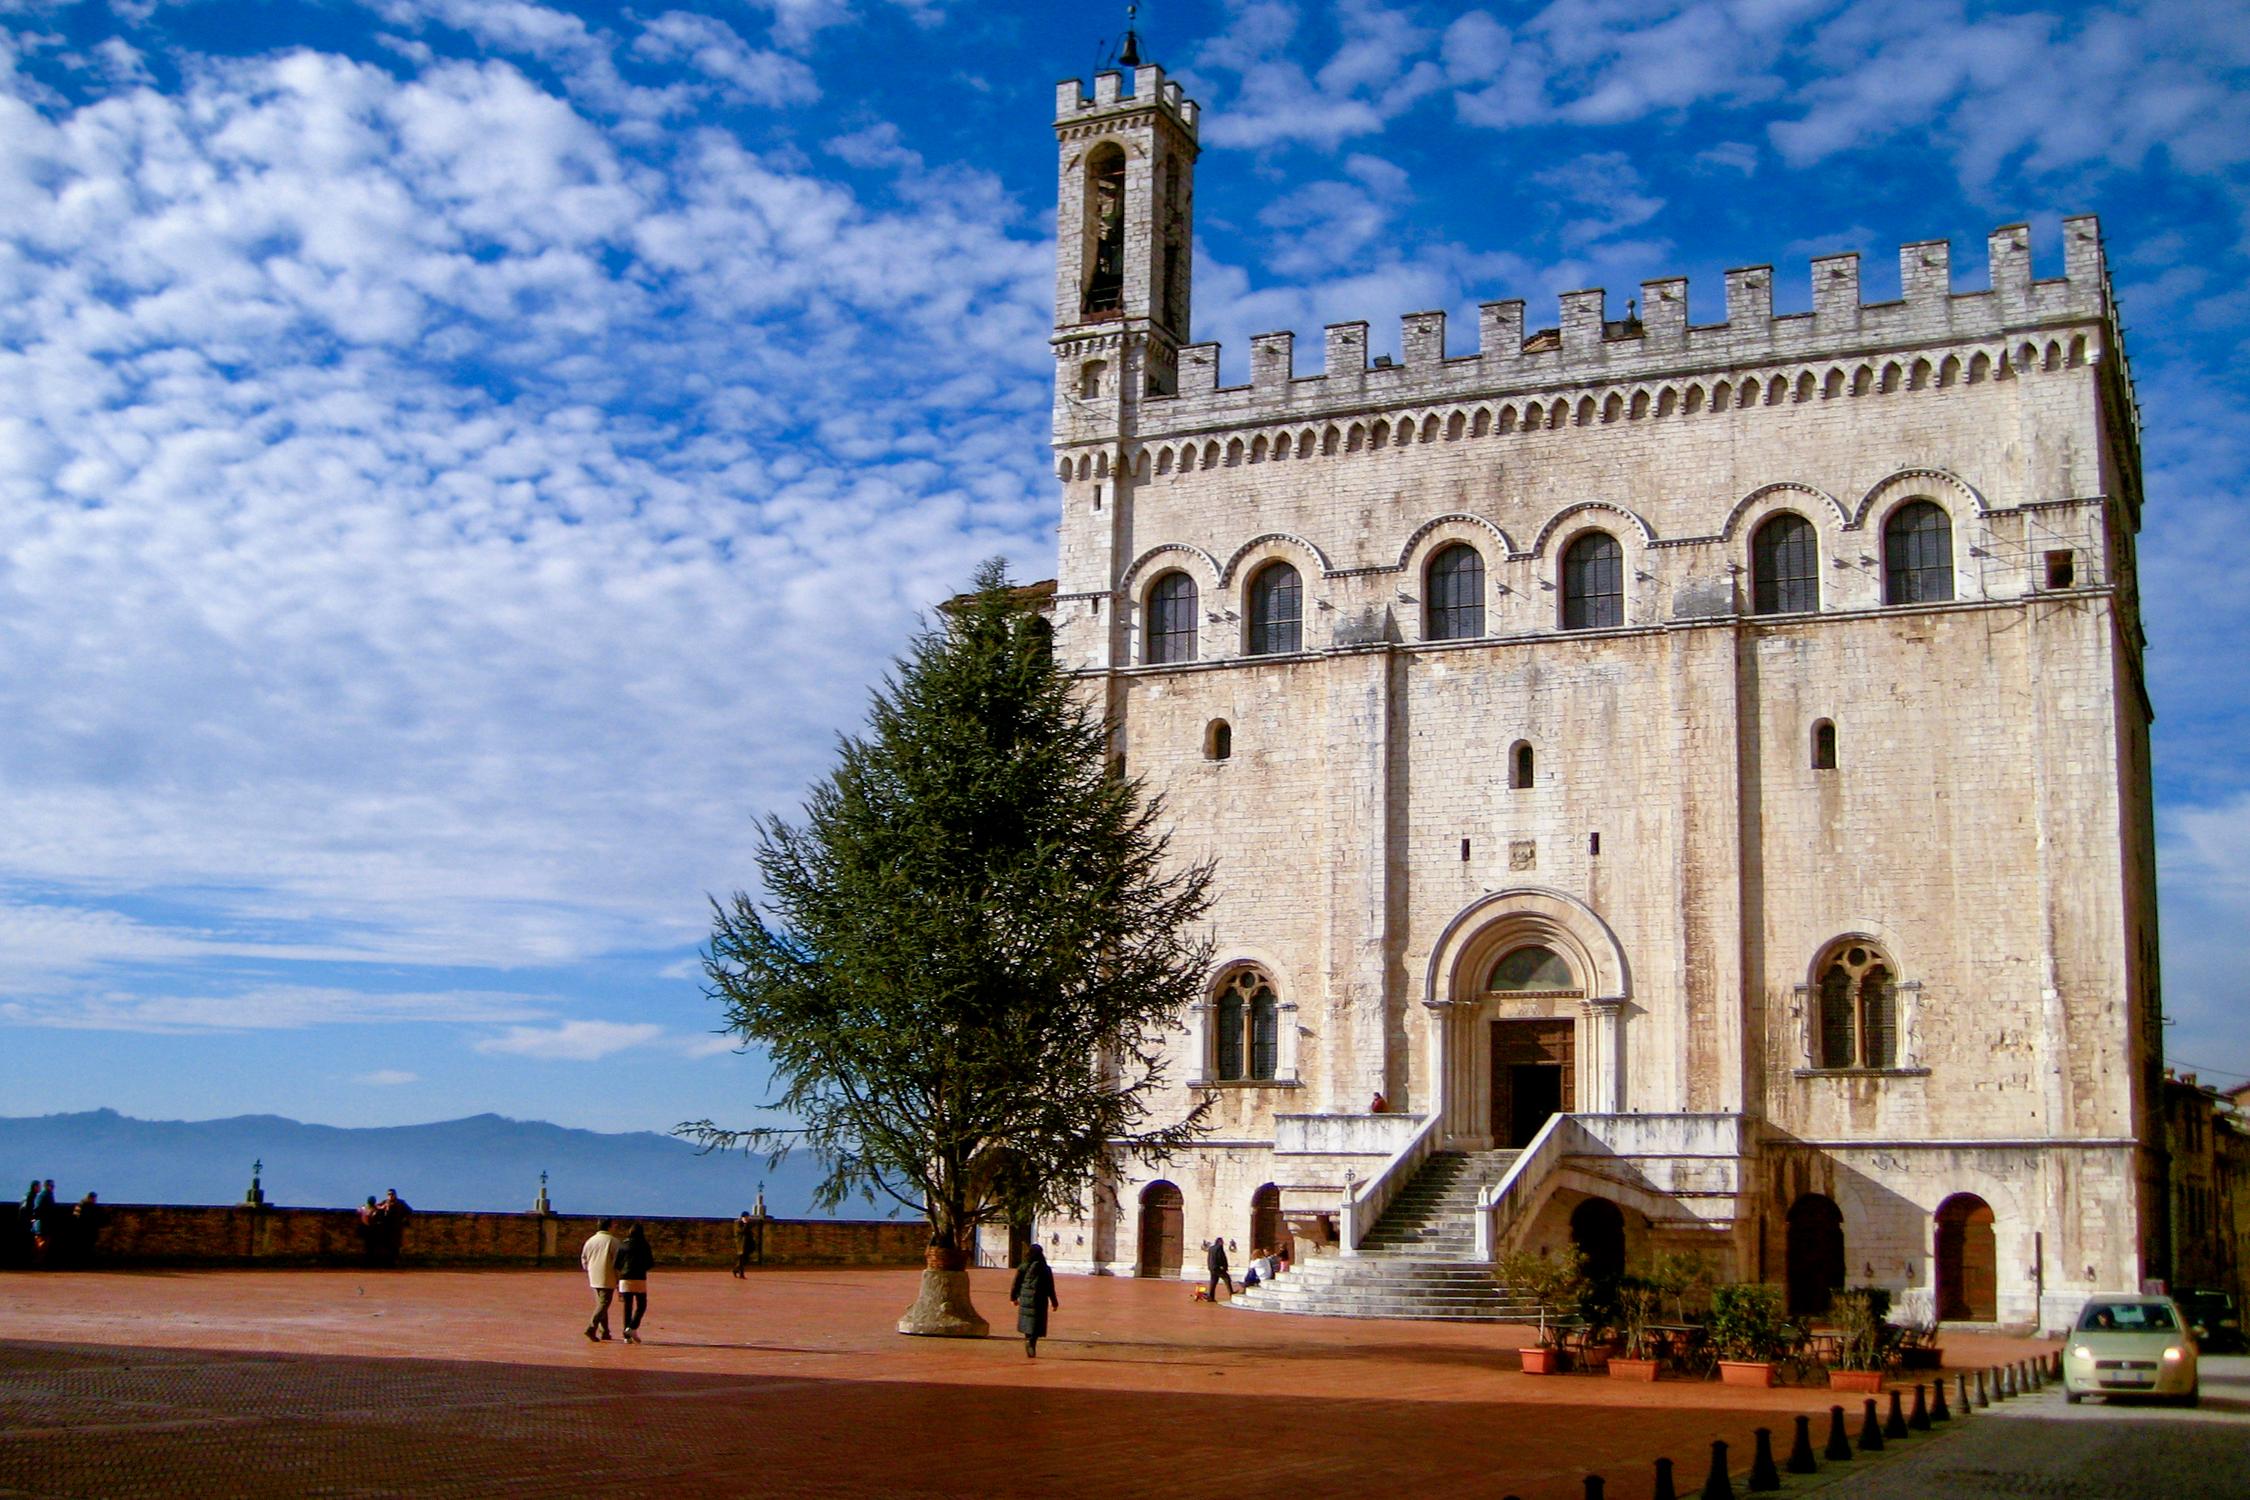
[2061,1294,2199,1406]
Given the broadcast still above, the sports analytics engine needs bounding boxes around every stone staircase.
[1230,1150,1544,1322]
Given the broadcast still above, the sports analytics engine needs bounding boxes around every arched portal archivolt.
[1421,888,1632,1147]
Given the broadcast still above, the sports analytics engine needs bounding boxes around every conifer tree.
[680,560,1213,1334]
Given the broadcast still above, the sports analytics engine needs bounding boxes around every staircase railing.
[1473,1112,1583,1260]
[1338,1110,1440,1256]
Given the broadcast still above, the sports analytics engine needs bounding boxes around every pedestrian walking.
[1205,1236,1233,1300]
[580,1217,623,1342]
[1010,1243,1058,1358]
[732,1210,752,1278]
[617,1222,654,1343]
[30,1180,56,1268]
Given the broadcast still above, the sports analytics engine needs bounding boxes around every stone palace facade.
[1028,58,2160,1332]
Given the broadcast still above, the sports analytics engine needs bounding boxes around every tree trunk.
[897,1265,987,1337]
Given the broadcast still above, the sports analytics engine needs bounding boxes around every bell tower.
[1051,60,1199,437]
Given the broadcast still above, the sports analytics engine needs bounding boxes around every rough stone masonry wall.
[46,1204,925,1270]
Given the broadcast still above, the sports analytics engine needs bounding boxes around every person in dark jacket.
[1009,1243,1058,1358]
[617,1223,655,1343]
[1205,1236,1233,1300]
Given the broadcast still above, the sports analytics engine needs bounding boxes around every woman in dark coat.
[1009,1243,1059,1358]
[617,1223,655,1344]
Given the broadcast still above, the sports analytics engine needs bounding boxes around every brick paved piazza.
[0,1268,2053,1498]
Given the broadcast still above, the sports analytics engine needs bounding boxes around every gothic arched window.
[1213,968,1280,1082]
[1247,561,1302,655]
[1562,531,1624,629]
[1752,512,1819,615]
[1145,571,1198,665]
[1883,500,1954,605]
[1816,943,1900,1069]
[1426,543,1484,640]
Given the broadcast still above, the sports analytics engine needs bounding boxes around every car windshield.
[2077,1302,2176,1332]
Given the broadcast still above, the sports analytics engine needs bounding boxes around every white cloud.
[475,1019,667,1060]
[356,1068,420,1085]
[1188,0,1443,151]
[632,12,819,107]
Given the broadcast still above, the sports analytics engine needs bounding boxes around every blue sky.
[0,0,2244,1134]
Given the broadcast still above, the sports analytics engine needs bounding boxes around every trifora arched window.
[1426,543,1484,640]
[1214,967,1279,1082]
[1561,531,1624,629]
[1247,561,1302,656]
[1816,942,1898,1068]
[1752,512,1819,615]
[1144,571,1198,665]
[1883,500,1954,605]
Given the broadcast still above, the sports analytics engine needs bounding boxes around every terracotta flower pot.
[1609,1357,1661,1382]
[1829,1368,1885,1393]
[1520,1345,1566,1375]
[1719,1360,1776,1388]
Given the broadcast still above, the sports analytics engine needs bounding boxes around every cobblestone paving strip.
[0,1269,2057,1499]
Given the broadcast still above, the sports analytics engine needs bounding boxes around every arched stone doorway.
[1570,1197,1627,1286]
[1934,1194,1997,1321]
[1785,1193,1846,1316]
[1137,1181,1184,1279]
[1249,1183,1283,1256]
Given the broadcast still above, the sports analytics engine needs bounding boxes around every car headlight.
[2162,1345,2186,1362]
[2071,1344,2092,1360]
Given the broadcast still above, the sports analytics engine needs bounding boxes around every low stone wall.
[18,1203,925,1270]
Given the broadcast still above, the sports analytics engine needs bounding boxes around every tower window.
[1083,145,1126,317]
[1511,741,1535,790]
[1883,500,1954,605]
[1561,531,1624,629]
[1144,572,1198,665]
[1812,719,1837,770]
[1247,561,1302,655]
[2044,550,2076,589]
[1752,512,1819,615]
[1205,720,1231,761]
[1425,543,1485,640]
[1079,360,1106,399]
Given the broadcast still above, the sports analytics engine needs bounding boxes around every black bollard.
[1975,1369,1990,1407]
[1653,1456,1678,1500]
[1910,1382,1931,1430]
[1584,1478,1605,1500]
[2032,1359,2045,1391]
[1958,1372,1973,1414]
[1859,1397,1885,1451]
[1788,1414,1818,1474]
[1932,1375,1952,1422]
[2053,1348,2065,1379]
[2004,1363,2018,1398]
[1825,1404,1854,1462]
[1994,1366,2011,1401]
[1701,1438,1736,1500]
[1885,1388,1909,1439]
[1748,1428,1781,1491]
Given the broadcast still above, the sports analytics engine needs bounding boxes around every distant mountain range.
[0,1109,884,1220]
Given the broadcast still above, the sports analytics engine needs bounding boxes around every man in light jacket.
[580,1217,623,1342]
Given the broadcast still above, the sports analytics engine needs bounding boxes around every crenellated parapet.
[1053,64,1199,138]
[1055,218,2134,458]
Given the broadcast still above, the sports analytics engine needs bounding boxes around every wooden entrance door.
[1250,1183,1283,1256]
[1491,1019,1575,1147]
[1935,1194,1997,1321]
[1138,1181,1184,1278]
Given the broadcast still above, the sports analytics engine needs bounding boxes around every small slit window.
[1812,719,1837,770]
[1511,741,1535,790]
[1206,720,1231,761]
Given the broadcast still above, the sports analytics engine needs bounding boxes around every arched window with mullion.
[1883,500,1954,604]
[1752,512,1819,615]
[1425,543,1484,640]
[1213,967,1279,1082]
[1247,561,1302,655]
[1215,983,1244,1080]
[1145,571,1199,664]
[1561,531,1624,629]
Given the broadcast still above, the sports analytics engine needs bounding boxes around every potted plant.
[1827,1287,1888,1392]
[1648,1249,1716,1322]
[1608,1280,1663,1381]
[1496,1245,1588,1374]
[1708,1282,1790,1387]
